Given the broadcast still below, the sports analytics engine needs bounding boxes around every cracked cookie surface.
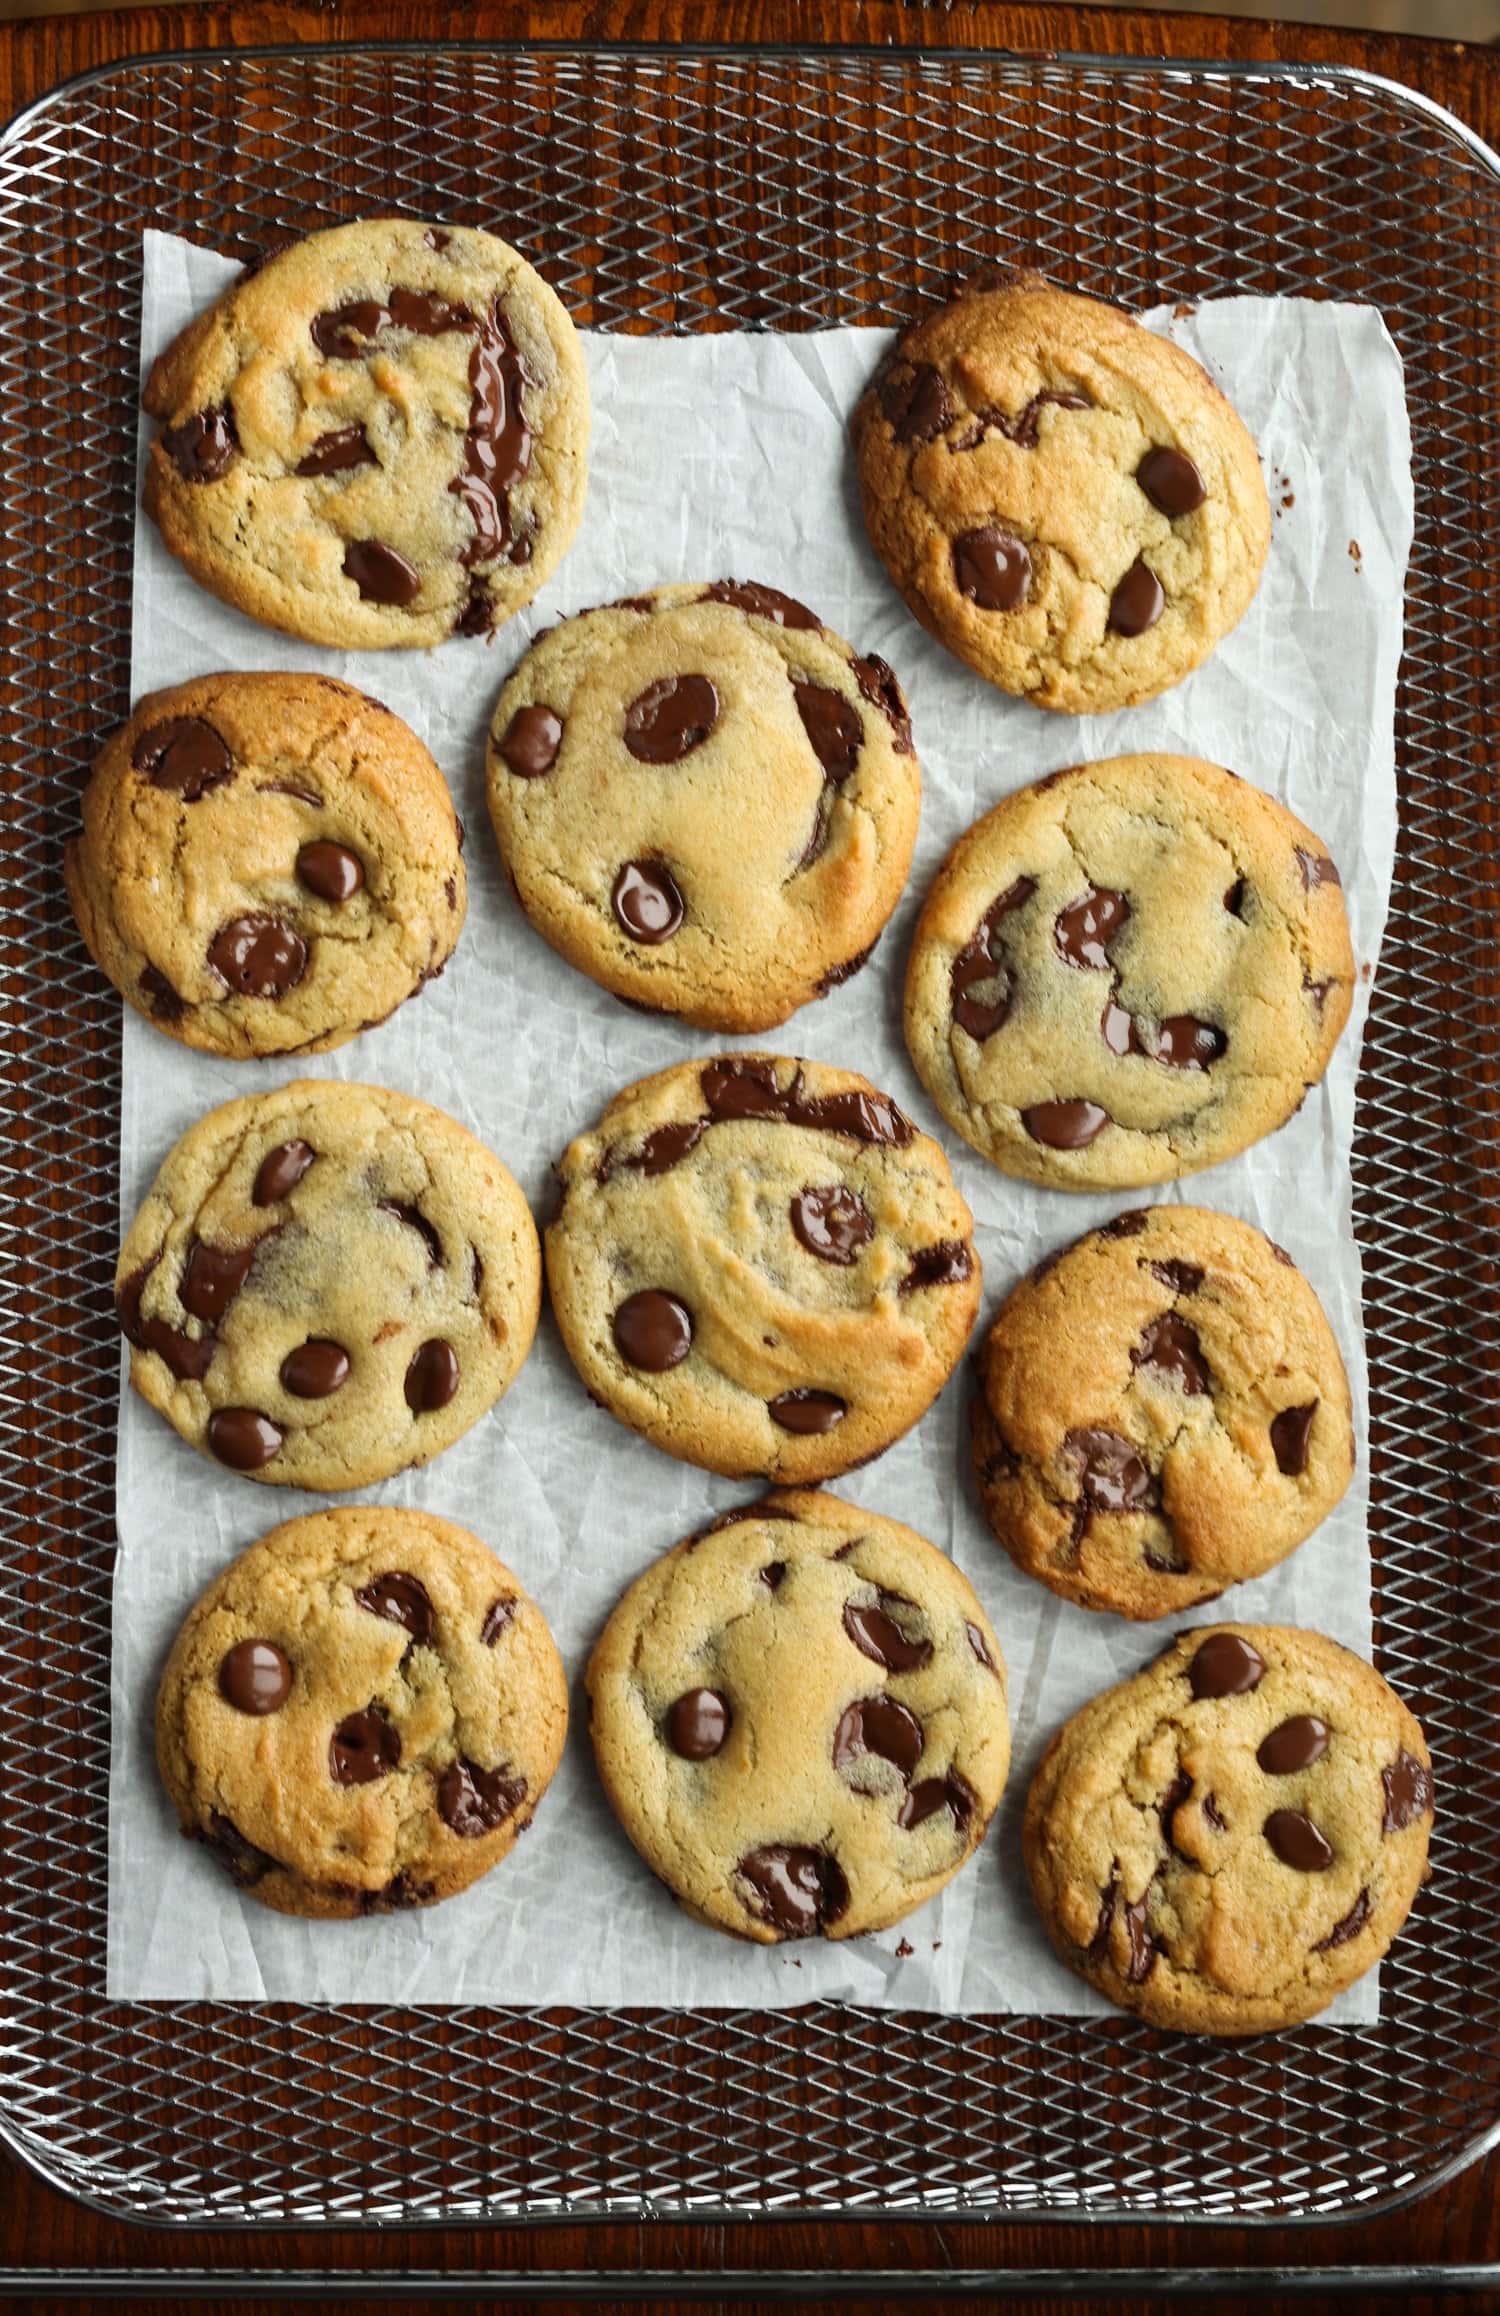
[1024,1623,1434,2033]
[587,1488,1010,1941]
[118,1079,540,1490]
[973,1207,1355,1618]
[65,672,465,1058]
[903,754,1354,1190]
[143,218,589,647]
[545,1053,980,1482]
[157,1506,567,1919]
[851,270,1270,714]
[486,581,920,1031]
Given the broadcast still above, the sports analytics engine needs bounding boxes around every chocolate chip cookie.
[903,754,1354,1190]
[1024,1624,1434,2033]
[118,1080,540,1489]
[486,582,920,1031]
[157,1506,567,1918]
[972,1207,1355,1619]
[545,1054,981,1482]
[143,219,589,646]
[587,1488,1009,1942]
[852,270,1271,713]
[64,673,465,1057]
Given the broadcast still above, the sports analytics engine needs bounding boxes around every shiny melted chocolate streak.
[132,716,234,800]
[951,388,1091,451]
[704,579,820,629]
[451,299,534,566]
[737,1843,849,1937]
[594,1062,911,1197]
[438,1758,526,1837]
[950,876,1036,1040]
[900,1239,974,1295]
[852,654,913,754]
[162,403,237,482]
[354,1571,435,1648]
[1063,1427,1157,1545]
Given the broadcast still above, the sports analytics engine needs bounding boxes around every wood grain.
[1,2,1497,2307]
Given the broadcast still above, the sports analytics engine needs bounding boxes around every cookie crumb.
[1349,539,1363,569]
[896,1937,914,1958]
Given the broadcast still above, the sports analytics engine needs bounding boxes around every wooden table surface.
[2,2,1498,2309]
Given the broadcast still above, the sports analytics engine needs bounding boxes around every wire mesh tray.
[2,37,1499,2231]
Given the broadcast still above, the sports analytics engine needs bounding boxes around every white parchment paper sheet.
[107,228,1411,2011]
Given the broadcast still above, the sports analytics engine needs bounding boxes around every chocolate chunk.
[344,538,422,605]
[1313,1888,1371,1951]
[424,228,452,251]
[1264,1808,1334,1871]
[457,580,494,638]
[1159,1770,1193,1845]
[1147,1016,1226,1070]
[329,1704,401,1786]
[966,1621,998,1673]
[1055,886,1129,970]
[1295,847,1342,891]
[1133,1313,1209,1395]
[254,1139,314,1207]
[667,1688,731,1759]
[792,682,862,780]
[1099,1211,1149,1239]
[833,1696,924,1779]
[354,1571,435,1648]
[953,527,1032,610]
[790,1185,873,1266]
[843,1596,933,1673]
[968,388,1092,450]
[1023,1099,1109,1150]
[761,1561,787,1591]
[1100,996,1138,1057]
[1257,1715,1330,1775]
[851,654,914,754]
[1271,1401,1318,1476]
[295,424,375,476]
[115,1260,214,1382]
[208,914,307,999]
[1382,1749,1434,1832]
[132,716,234,800]
[737,1844,849,1936]
[700,1058,913,1149]
[624,674,719,762]
[900,1239,974,1294]
[1063,1428,1154,1513]
[880,361,955,444]
[1188,1631,1266,1699]
[1087,1876,1119,1963]
[181,1239,255,1324]
[139,964,186,1022]
[613,1288,693,1371]
[451,299,533,565]
[278,1339,349,1398]
[202,1810,275,1887]
[207,1407,283,1471]
[499,704,563,777]
[597,1120,705,1183]
[312,287,474,357]
[950,876,1035,1040]
[481,1596,517,1645]
[612,859,685,943]
[1122,1891,1158,1983]
[769,1388,847,1435]
[1137,446,1206,517]
[379,1201,443,1267]
[296,841,365,903]
[1147,1259,1204,1294]
[161,403,237,482]
[1108,559,1164,636]
[1224,878,1248,918]
[704,579,819,628]
[898,1772,975,1833]
[405,1339,459,1412]
[219,1639,292,1715]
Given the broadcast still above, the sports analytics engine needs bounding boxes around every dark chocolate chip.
[1189,1631,1266,1699]
[901,1239,974,1294]
[898,1771,975,1833]
[115,1261,214,1382]
[1023,1099,1110,1150]
[481,1596,517,1645]
[457,580,494,638]
[1264,1808,1334,1871]
[1225,878,1248,918]
[833,1696,924,1780]
[404,1339,459,1412]
[139,964,186,1022]
[180,1239,255,1324]
[1382,1749,1434,1832]
[843,1596,933,1674]
[950,876,1036,1040]
[254,1140,314,1207]
[1313,1887,1371,1951]
[880,361,955,444]
[499,704,563,776]
[737,1844,849,1936]
[207,1407,283,1471]
[208,914,308,998]
[161,403,237,482]
[769,1388,847,1435]
[1108,559,1164,636]
[202,1810,275,1887]
[612,859,685,943]
[1295,847,1342,891]
[1122,1891,1158,1982]
[344,540,422,605]
[295,423,376,476]
[700,1058,913,1148]
[311,290,473,357]
[624,674,719,762]
[966,1621,998,1673]
[613,1288,693,1371]
[1137,446,1206,517]
[1100,995,1138,1056]
[597,1120,706,1183]
[953,527,1032,610]
[1147,1258,1204,1294]
[1258,1715,1330,1775]
[329,1704,401,1786]
[296,841,365,903]
[1055,886,1128,970]
[424,228,452,251]
[1063,1427,1154,1513]
[705,579,819,628]
[1159,1770,1193,1845]
[1146,1016,1226,1070]
[451,299,533,565]
[1099,1211,1149,1239]
[1271,1401,1318,1476]
[667,1688,731,1759]
[132,716,234,799]
[761,1561,787,1590]
[219,1639,292,1715]
[1133,1313,1209,1395]
[354,1571,435,1648]
[792,682,862,780]
[790,1185,873,1266]
[379,1201,443,1267]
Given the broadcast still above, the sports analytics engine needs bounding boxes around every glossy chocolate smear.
[900,1239,974,1294]
[967,1621,998,1673]
[597,1119,705,1183]
[1257,1715,1330,1775]
[162,403,237,482]
[898,1772,975,1833]
[254,1140,314,1206]
[1189,1631,1266,1699]
[769,1388,847,1435]
[1023,1099,1110,1150]
[115,1261,214,1382]
[623,674,719,763]
[280,1338,350,1398]
[852,654,914,754]
[451,299,533,565]
[976,388,1092,449]
[880,361,955,444]
[1295,847,1342,891]
[1055,886,1129,971]
[499,704,563,776]
[207,1407,284,1471]
[310,287,474,357]
[834,1695,924,1778]
[1313,1887,1371,1952]
[613,1288,693,1371]
[1271,1400,1318,1476]
[1133,1313,1210,1395]
[790,1185,873,1267]
[1264,1808,1334,1871]
[203,1810,275,1888]
[132,716,233,800]
[705,579,819,628]
[140,964,186,1022]
[354,1572,435,1649]
[612,859,685,943]
[1063,1428,1154,1513]
[295,423,376,477]
[667,1688,730,1760]
[1148,1258,1204,1295]
[1146,1016,1226,1070]
[737,1843,849,1937]
[953,526,1032,611]
[1108,559,1165,636]
[950,876,1036,1040]
[208,914,308,999]
[297,841,365,903]
[344,540,422,605]
[792,682,863,780]
[379,1201,443,1267]
[481,1595,517,1645]
[1382,1749,1433,1832]
[180,1238,255,1323]
[1122,1891,1158,1983]
[700,1058,913,1149]
[843,1595,933,1673]
[329,1704,401,1786]
[1137,446,1206,517]
[219,1638,292,1715]
[405,1339,459,1413]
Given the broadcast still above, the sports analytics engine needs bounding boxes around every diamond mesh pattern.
[0,43,1497,2227]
